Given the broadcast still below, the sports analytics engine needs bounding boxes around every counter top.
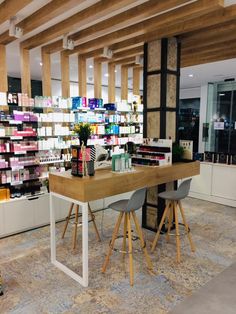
[49,161,200,202]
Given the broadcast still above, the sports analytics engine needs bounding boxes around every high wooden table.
[49,161,199,287]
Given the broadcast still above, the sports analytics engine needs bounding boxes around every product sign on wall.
[214,121,224,130]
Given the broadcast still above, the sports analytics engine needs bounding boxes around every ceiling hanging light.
[62,34,74,50]
[102,47,113,59]
[135,55,143,65]
[9,16,23,38]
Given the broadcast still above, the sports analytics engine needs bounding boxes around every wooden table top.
[49,161,200,202]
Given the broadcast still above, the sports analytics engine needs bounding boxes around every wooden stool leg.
[88,203,101,242]
[151,202,170,252]
[127,212,134,286]
[73,205,79,250]
[62,203,74,239]
[166,202,173,242]
[178,201,195,252]
[174,201,181,263]
[122,213,128,260]
[102,212,124,273]
[132,211,153,271]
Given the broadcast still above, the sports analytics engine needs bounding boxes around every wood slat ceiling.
[2,0,236,67]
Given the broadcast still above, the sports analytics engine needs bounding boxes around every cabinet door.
[3,199,35,235]
[0,204,4,236]
[190,163,212,195]
[33,194,50,226]
[212,165,236,200]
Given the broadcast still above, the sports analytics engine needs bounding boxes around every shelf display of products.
[0,92,143,201]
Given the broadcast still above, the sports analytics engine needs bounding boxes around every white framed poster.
[214,121,224,130]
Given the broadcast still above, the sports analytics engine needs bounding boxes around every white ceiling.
[3,0,236,91]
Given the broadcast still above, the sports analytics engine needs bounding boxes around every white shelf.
[40,159,64,165]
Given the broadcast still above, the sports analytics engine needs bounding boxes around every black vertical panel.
[143,43,148,139]
[160,38,168,139]
[175,39,181,143]
[7,76,42,97]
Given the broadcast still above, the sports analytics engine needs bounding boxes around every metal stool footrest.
[110,231,146,254]
[167,222,190,236]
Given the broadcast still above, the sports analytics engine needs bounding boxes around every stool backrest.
[127,188,147,211]
[177,178,192,199]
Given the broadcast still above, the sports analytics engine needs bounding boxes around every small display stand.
[131,138,172,166]
[71,145,95,177]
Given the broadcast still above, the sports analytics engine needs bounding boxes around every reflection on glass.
[205,81,236,154]
[178,98,200,152]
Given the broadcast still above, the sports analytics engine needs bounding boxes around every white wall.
[180,87,201,99]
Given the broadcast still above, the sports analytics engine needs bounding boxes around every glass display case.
[205,81,236,154]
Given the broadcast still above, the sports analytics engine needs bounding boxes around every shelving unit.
[0,93,143,237]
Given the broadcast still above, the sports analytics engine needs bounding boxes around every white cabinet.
[0,191,135,238]
[212,165,236,201]
[189,162,236,207]
[0,205,5,237]
[3,198,35,235]
[34,194,50,226]
[190,163,212,195]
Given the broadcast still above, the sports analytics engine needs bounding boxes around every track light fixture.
[9,17,23,38]
[62,34,74,50]
[102,47,113,59]
[135,55,143,65]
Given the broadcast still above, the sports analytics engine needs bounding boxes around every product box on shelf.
[104,103,116,111]
[0,92,7,106]
[7,92,18,105]
[72,96,87,110]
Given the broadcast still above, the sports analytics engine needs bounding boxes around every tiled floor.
[1,198,236,313]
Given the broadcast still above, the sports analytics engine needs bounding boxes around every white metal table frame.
[50,191,89,287]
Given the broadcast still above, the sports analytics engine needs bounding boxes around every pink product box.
[20,142,38,151]
[0,160,7,168]
[0,144,6,152]
[13,128,37,137]
[82,97,87,107]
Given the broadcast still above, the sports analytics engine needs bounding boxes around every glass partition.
[205,81,236,154]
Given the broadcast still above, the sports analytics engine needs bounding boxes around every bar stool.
[102,188,153,286]
[151,179,195,263]
[62,203,101,249]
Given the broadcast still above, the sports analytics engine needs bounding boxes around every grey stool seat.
[108,188,147,212]
[151,178,195,263]
[102,187,153,286]
[158,179,192,201]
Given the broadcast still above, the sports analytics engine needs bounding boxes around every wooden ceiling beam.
[181,22,236,51]
[112,47,143,61]
[182,39,236,56]
[70,0,191,44]
[65,0,223,56]
[182,49,236,67]
[20,0,138,50]
[114,57,137,65]
[0,0,32,26]
[0,0,85,45]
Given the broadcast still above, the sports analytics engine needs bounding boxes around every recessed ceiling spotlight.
[219,93,225,96]
[89,65,93,69]
[188,74,194,78]
[40,62,43,66]
[104,73,109,77]
[115,70,117,73]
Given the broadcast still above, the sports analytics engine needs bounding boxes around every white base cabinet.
[0,191,133,238]
[189,162,236,207]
